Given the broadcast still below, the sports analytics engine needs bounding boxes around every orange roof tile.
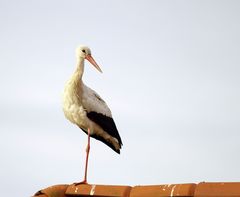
[130,183,196,197]
[65,184,131,197]
[194,182,240,197]
[34,184,68,197]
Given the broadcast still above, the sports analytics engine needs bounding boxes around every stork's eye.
[82,49,86,53]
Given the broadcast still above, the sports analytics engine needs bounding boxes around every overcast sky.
[0,0,240,196]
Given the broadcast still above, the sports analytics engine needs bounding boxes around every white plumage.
[82,83,112,117]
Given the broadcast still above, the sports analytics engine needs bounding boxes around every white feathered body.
[63,79,111,130]
[62,64,122,152]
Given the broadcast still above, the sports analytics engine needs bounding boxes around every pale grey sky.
[0,0,240,196]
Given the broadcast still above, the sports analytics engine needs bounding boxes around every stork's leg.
[84,127,91,183]
[75,128,91,185]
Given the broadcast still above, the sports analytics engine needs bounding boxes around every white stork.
[63,46,122,184]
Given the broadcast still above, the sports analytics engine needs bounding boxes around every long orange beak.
[86,54,103,73]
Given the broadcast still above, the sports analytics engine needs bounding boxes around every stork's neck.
[73,57,85,81]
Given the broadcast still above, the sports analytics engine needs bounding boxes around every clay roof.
[33,182,240,197]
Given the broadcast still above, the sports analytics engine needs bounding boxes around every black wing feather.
[80,128,120,154]
[87,111,122,147]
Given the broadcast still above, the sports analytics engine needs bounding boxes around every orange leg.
[75,128,91,185]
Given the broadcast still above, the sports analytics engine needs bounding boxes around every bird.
[63,45,122,184]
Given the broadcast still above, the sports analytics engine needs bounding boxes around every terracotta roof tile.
[194,182,240,197]
[65,184,131,197]
[33,184,69,197]
[130,183,196,197]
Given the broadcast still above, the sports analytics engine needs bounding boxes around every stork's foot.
[74,180,88,185]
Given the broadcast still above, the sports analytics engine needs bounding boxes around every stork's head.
[76,45,102,73]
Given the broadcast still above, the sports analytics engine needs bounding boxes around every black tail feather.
[80,128,121,154]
